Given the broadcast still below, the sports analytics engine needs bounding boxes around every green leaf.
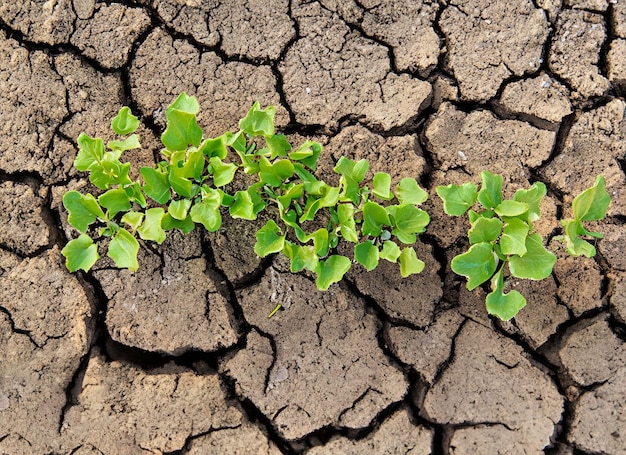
[74,133,105,171]
[495,200,529,217]
[499,218,529,256]
[572,175,611,221]
[337,203,359,243]
[107,134,140,152]
[254,220,285,257]
[239,102,275,137]
[513,181,546,223]
[399,247,425,278]
[124,182,147,208]
[162,214,195,233]
[315,255,351,290]
[380,240,401,263]
[355,240,379,271]
[137,208,167,244]
[468,216,502,244]
[277,183,304,209]
[395,178,428,205]
[111,106,140,135]
[63,191,105,234]
[372,173,393,200]
[282,242,318,272]
[266,134,291,159]
[199,136,228,159]
[62,234,100,272]
[168,199,192,220]
[141,166,171,204]
[300,186,340,222]
[558,219,597,257]
[485,268,526,321]
[166,92,200,115]
[259,156,295,187]
[107,228,139,271]
[508,233,556,280]
[451,242,498,290]
[190,188,222,232]
[334,157,369,204]
[209,157,238,187]
[304,228,330,257]
[89,154,132,189]
[121,211,144,231]
[230,188,265,220]
[387,204,430,244]
[168,163,193,198]
[436,182,478,216]
[161,108,203,151]
[289,141,322,170]
[362,201,390,237]
[477,171,502,210]
[98,188,131,217]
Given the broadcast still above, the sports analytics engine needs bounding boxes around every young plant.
[436,172,609,321]
[62,93,431,294]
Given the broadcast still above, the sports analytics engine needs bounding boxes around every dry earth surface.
[1,0,626,454]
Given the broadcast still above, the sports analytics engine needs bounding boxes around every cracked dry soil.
[1,0,626,453]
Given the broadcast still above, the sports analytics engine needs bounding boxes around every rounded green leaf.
[468,216,502,244]
[166,92,200,115]
[266,134,292,159]
[315,255,351,290]
[572,175,611,221]
[395,178,428,205]
[399,247,425,278]
[74,133,105,171]
[495,200,528,217]
[111,107,140,136]
[436,182,478,216]
[508,233,556,280]
[337,203,359,243]
[62,234,99,272]
[121,211,144,231]
[98,188,131,217]
[362,201,390,237]
[107,134,140,153]
[477,171,502,210]
[387,204,430,244]
[355,240,379,271]
[499,218,529,256]
[513,181,546,223]
[161,109,203,151]
[485,270,526,321]
[451,242,497,290]
[107,228,139,271]
[209,157,238,187]
[304,228,330,257]
[141,166,171,204]
[63,191,105,234]
[162,214,195,233]
[254,220,285,257]
[559,219,597,257]
[190,189,222,232]
[137,208,167,244]
[239,102,275,137]
[380,240,401,263]
[373,173,392,200]
[283,241,318,272]
[168,199,192,220]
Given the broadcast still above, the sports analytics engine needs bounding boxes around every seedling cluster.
[436,172,609,320]
[62,94,610,321]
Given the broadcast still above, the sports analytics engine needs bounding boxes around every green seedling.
[62,94,431,294]
[436,172,609,321]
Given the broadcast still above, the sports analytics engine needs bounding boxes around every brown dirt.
[1,0,625,453]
